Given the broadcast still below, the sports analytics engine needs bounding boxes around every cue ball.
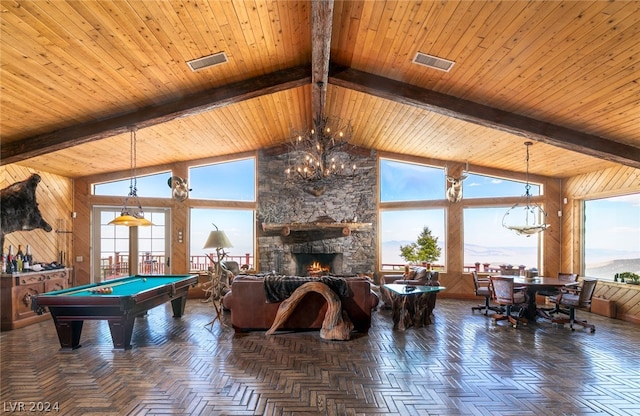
[143,278,147,282]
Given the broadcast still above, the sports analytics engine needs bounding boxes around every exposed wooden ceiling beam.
[311,0,334,121]
[329,66,640,169]
[1,66,311,165]
[3,62,638,171]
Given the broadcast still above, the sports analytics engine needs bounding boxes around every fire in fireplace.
[307,261,329,276]
[293,253,342,276]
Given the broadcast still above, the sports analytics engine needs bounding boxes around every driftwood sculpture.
[266,281,354,340]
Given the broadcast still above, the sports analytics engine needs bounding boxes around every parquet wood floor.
[1,298,639,416]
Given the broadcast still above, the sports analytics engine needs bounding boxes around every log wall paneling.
[442,162,467,296]
[542,178,562,277]
[72,177,92,286]
[170,164,189,275]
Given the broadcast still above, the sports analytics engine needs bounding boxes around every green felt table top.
[45,274,195,297]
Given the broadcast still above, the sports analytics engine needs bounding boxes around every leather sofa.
[222,275,379,333]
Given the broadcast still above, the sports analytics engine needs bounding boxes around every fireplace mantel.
[262,222,372,236]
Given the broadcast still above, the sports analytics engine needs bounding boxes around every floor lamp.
[203,225,233,329]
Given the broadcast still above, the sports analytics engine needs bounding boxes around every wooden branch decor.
[262,222,372,235]
[266,282,354,340]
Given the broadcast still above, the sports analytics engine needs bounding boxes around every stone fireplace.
[257,148,378,276]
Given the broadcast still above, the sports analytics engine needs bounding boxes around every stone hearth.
[257,148,377,275]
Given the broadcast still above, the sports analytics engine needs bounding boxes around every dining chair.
[471,271,501,315]
[551,278,598,332]
[541,272,579,314]
[489,275,528,328]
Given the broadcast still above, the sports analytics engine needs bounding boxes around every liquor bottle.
[15,245,24,272]
[23,244,32,270]
[25,245,32,264]
[6,245,15,274]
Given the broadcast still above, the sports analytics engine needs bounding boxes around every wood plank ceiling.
[1,0,639,179]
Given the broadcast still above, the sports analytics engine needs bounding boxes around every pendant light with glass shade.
[502,141,549,236]
[108,127,154,227]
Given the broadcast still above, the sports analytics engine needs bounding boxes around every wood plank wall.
[562,165,640,323]
[1,165,74,281]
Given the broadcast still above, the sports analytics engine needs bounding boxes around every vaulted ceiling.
[1,1,639,179]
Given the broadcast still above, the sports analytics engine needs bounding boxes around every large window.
[584,193,640,280]
[188,158,256,271]
[93,171,171,197]
[190,208,255,271]
[463,173,540,198]
[380,159,444,202]
[379,159,445,270]
[188,158,255,201]
[462,172,543,271]
[380,209,446,269]
[464,207,538,270]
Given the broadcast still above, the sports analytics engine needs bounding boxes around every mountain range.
[382,240,639,278]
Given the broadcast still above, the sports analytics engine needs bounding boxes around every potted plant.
[615,272,640,285]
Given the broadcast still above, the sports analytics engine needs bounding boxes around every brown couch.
[222,275,379,333]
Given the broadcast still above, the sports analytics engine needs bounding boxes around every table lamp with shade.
[202,224,233,328]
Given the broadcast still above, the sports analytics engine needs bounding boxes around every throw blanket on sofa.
[263,275,349,303]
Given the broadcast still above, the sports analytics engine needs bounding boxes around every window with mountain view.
[188,158,256,272]
[584,193,640,280]
[379,159,445,269]
[463,172,542,272]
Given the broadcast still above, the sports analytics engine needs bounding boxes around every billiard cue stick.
[61,278,145,296]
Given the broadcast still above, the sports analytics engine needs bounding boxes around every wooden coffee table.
[383,284,446,330]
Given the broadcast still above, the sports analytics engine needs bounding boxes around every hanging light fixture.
[108,127,154,227]
[285,115,357,186]
[502,141,549,236]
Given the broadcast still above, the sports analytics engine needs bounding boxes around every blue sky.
[584,194,640,253]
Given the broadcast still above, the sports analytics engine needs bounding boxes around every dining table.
[499,276,576,321]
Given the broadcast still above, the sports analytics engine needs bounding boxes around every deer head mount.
[445,163,469,203]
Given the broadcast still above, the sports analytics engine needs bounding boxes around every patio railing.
[100,253,254,280]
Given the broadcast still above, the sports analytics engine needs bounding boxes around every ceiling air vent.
[186,52,228,72]
[412,52,455,72]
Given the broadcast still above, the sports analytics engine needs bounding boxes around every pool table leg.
[108,317,135,350]
[52,318,83,350]
[170,294,188,317]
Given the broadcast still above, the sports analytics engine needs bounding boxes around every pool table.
[31,274,198,350]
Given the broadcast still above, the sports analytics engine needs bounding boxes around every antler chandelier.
[502,141,549,236]
[285,116,356,184]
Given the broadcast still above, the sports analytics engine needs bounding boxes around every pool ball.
[142,278,147,282]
